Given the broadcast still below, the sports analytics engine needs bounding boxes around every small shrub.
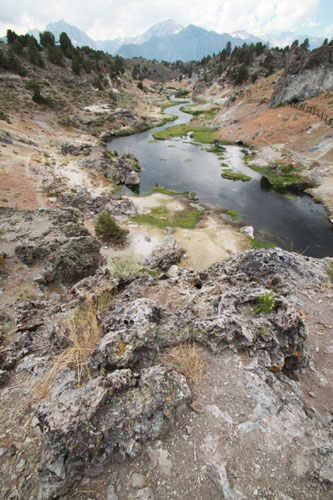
[108,257,142,280]
[162,342,205,385]
[95,212,128,244]
[253,290,275,315]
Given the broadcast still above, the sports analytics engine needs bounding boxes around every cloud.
[302,17,320,28]
[0,0,323,39]
[324,24,333,36]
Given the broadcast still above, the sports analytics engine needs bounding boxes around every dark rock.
[0,207,102,284]
[61,144,91,156]
[37,366,190,498]
[144,238,185,271]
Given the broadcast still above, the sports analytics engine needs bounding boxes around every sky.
[1,0,332,40]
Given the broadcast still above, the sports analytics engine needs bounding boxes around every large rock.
[61,143,91,156]
[33,248,332,498]
[37,366,190,498]
[144,237,185,271]
[102,153,141,186]
[59,191,137,217]
[0,207,102,284]
[271,44,333,106]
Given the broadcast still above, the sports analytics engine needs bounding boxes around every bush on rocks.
[95,212,128,244]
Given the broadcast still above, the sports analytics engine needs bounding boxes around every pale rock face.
[240,226,254,239]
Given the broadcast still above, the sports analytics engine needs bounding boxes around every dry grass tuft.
[35,298,102,398]
[162,342,206,385]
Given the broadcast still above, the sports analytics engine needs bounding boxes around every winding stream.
[108,100,333,258]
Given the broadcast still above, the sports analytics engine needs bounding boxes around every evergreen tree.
[39,31,55,48]
[300,38,310,50]
[6,29,18,44]
[47,45,63,65]
[59,32,73,58]
[71,54,81,74]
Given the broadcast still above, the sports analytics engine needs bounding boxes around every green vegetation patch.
[250,237,278,249]
[153,124,234,146]
[174,89,190,98]
[152,186,180,195]
[153,115,178,127]
[226,209,240,221]
[221,170,251,182]
[159,100,188,111]
[191,130,232,145]
[180,104,221,120]
[253,290,275,315]
[206,145,226,154]
[153,124,192,141]
[243,152,257,162]
[132,206,204,229]
[248,164,307,192]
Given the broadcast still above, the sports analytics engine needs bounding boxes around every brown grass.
[35,298,102,398]
[162,342,206,385]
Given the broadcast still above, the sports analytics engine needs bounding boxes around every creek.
[108,100,333,258]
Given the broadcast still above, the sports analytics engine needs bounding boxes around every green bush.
[95,213,128,244]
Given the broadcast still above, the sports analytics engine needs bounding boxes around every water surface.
[108,101,333,258]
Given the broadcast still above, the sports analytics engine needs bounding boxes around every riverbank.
[185,75,333,222]
[0,92,250,271]
[102,193,249,271]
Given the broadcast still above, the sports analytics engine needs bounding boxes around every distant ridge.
[24,19,325,61]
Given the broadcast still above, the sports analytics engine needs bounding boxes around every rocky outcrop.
[0,207,102,284]
[83,108,150,137]
[143,237,185,271]
[61,143,92,156]
[58,190,137,217]
[37,366,190,499]
[271,44,333,106]
[100,152,141,186]
[33,248,333,498]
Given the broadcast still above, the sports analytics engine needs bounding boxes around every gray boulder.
[0,207,103,284]
[37,366,190,499]
[144,237,185,271]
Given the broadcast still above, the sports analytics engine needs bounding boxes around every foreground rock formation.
[2,244,332,499]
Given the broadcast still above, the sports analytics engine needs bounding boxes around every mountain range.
[25,19,325,62]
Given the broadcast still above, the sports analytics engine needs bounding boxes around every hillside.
[0,30,333,500]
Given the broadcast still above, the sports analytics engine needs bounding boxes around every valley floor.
[0,75,333,500]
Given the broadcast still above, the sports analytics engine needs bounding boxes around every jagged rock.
[144,237,185,271]
[61,143,91,156]
[33,248,332,498]
[271,44,333,106]
[124,170,140,185]
[0,207,102,284]
[59,191,137,217]
[37,366,190,498]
